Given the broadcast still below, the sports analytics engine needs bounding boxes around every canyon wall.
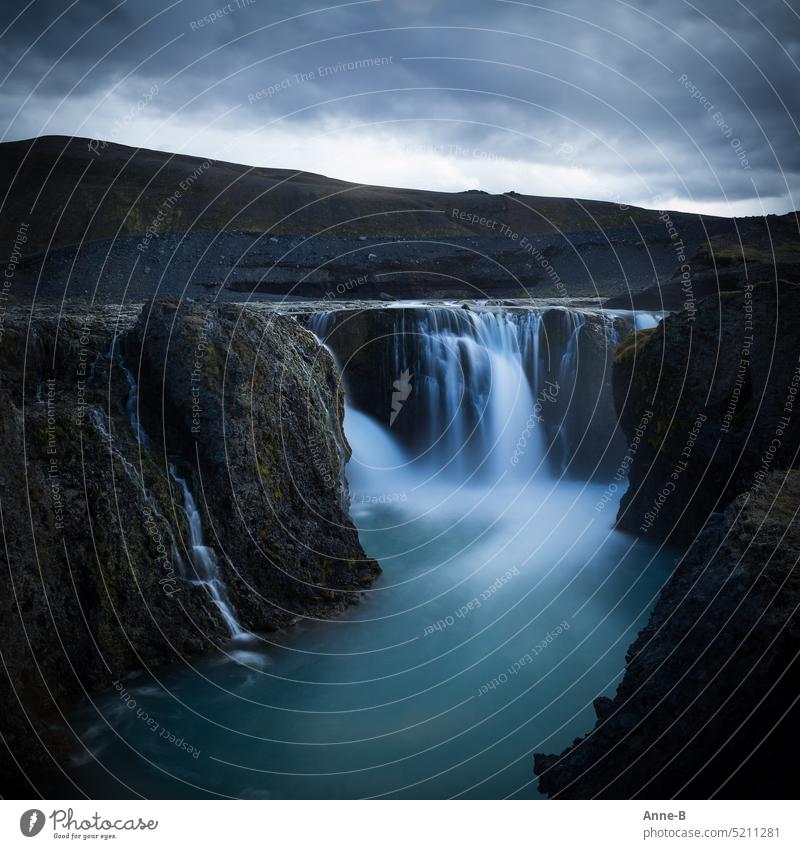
[535,469,800,799]
[613,283,800,540]
[0,301,378,796]
[534,282,800,798]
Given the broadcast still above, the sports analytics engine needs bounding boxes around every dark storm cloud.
[1,0,799,212]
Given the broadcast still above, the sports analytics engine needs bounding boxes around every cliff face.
[613,282,800,540]
[0,301,377,796]
[124,301,380,628]
[534,283,800,798]
[604,214,800,311]
[534,470,800,799]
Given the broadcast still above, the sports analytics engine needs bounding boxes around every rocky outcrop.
[534,469,800,799]
[124,301,379,628]
[603,212,800,311]
[0,301,377,796]
[534,282,800,798]
[613,282,800,540]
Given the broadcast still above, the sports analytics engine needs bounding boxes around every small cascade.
[633,311,663,330]
[119,358,150,448]
[604,308,665,332]
[116,355,245,639]
[168,465,245,640]
[306,311,336,341]
[557,311,587,470]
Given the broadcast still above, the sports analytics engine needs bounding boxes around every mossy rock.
[613,327,659,364]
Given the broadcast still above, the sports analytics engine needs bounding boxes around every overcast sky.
[2,0,799,214]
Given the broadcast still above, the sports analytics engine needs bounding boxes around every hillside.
[1,136,796,302]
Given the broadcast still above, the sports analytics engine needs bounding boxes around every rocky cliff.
[613,282,800,540]
[534,469,800,799]
[534,283,800,798]
[0,301,378,796]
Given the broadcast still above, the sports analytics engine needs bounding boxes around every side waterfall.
[167,466,245,639]
[118,357,245,638]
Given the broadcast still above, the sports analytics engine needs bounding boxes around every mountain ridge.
[2,135,797,302]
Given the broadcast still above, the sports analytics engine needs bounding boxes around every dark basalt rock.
[0,301,378,797]
[534,469,800,799]
[124,300,380,630]
[603,213,800,312]
[613,282,800,541]
[534,280,800,799]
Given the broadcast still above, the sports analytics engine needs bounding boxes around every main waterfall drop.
[309,304,643,484]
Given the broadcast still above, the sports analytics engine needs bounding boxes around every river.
[65,303,675,799]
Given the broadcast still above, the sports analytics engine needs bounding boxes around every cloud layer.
[2,0,799,214]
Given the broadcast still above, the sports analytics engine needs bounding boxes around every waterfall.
[404,309,541,481]
[633,311,663,330]
[168,466,245,639]
[120,359,150,448]
[557,311,587,470]
[307,311,337,341]
[310,304,651,484]
[117,356,245,639]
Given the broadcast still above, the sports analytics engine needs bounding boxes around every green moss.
[647,416,670,450]
[614,327,659,364]
[257,440,284,502]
